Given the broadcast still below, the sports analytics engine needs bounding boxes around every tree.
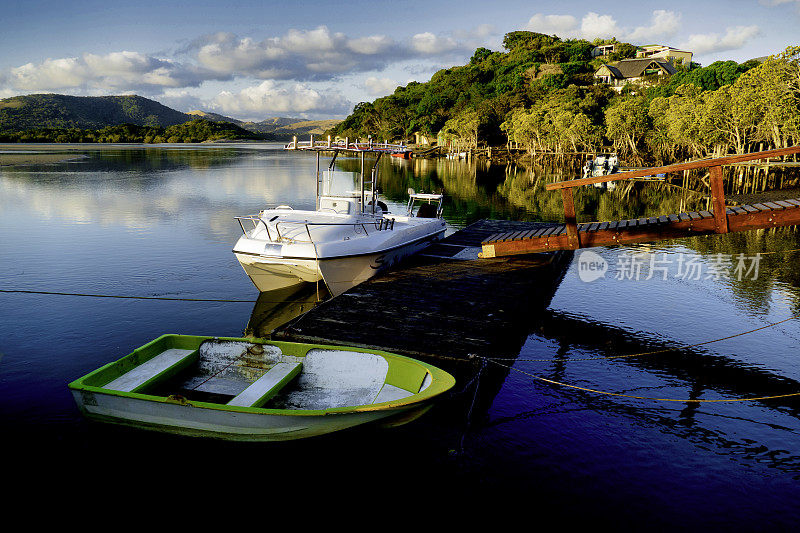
[605,96,651,158]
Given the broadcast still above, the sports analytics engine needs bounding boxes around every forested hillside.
[0,94,190,130]
[0,118,262,143]
[330,31,798,164]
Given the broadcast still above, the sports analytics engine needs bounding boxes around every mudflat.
[0,144,89,166]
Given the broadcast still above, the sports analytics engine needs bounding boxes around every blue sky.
[1,0,798,120]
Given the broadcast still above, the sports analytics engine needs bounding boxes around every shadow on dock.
[272,220,573,363]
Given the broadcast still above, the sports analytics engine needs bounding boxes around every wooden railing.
[285,135,410,153]
[545,146,800,249]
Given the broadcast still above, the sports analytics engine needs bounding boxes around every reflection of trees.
[498,168,708,223]
[675,228,800,314]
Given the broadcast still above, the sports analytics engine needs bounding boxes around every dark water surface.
[1,144,799,524]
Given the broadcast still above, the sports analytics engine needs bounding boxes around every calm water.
[2,143,799,523]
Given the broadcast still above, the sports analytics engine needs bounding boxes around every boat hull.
[235,254,322,292]
[236,228,445,296]
[317,229,444,296]
[68,335,456,442]
[71,388,415,441]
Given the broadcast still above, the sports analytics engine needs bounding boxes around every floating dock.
[272,220,572,361]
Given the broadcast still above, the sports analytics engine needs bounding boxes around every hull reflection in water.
[244,283,329,338]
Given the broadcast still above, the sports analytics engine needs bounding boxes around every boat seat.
[227,362,302,408]
[319,198,352,214]
[104,348,197,393]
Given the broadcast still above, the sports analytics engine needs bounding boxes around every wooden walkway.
[481,197,800,257]
[482,146,800,258]
[272,220,572,361]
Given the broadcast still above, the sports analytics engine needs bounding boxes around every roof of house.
[596,58,677,79]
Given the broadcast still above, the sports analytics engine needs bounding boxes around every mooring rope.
[457,357,486,454]
[488,314,799,363]
[482,357,800,403]
[0,289,258,303]
[479,303,800,402]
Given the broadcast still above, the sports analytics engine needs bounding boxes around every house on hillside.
[591,43,618,57]
[635,45,693,66]
[594,58,677,91]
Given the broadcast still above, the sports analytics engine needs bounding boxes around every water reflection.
[243,283,329,337]
[3,144,800,522]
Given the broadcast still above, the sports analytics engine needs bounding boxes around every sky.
[1,0,799,121]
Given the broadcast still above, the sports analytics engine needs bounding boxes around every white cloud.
[520,10,683,43]
[410,32,459,54]
[6,51,217,93]
[627,10,681,41]
[680,25,761,55]
[192,26,470,81]
[155,88,206,112]
[580,12,621,40]
[524,14,578,35]
[363,76,398,96]
[347,35,395,55]
[10,58,90,90]
[454,23,497,40]
[210,80,352,118]
[1,23,489,99]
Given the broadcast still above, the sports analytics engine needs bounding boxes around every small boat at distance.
[69,334,455,441]
[582,153,619,190]
[233,140,446,296]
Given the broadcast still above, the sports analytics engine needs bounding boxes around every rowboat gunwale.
[68,334,456,418]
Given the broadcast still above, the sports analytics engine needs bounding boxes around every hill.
[0,118,265,143]
[329,31,781,163]
[0,94,191,130]
[188,110,341,140]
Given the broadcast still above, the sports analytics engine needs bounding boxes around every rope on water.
[488,314,799,363]
[456,357,486,455]
[0,289,257,303]
[482,357,800,403]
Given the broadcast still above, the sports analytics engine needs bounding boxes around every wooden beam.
[561,188,580,249]
[481,203,800,257]
[709,164,728,233]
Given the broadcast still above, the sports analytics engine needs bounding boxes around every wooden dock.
[482,146,800,258]
[272,220,572,361]
[481,198,800,257]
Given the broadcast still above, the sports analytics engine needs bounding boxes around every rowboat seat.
[104,348,197,393]
[227,362,302,408]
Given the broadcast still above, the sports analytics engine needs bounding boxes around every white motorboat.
[233,142,446,296]
[582,153,619,190]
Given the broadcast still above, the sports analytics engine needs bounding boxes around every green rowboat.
[68,334,455,441]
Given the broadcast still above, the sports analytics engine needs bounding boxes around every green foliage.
[329,29,799,162]
[646,60,759,99]
[330,30,609,147]
[0,119,263,143]
[0,94,191,131]
[641,51,800,162]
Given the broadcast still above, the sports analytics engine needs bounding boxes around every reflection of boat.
[244,284,328,338]
[69,334,455,441]
[582,153,619,190]
[233,146,446,296]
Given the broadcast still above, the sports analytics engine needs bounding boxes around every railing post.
[561,188,581,249]
[709,164,729,233]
